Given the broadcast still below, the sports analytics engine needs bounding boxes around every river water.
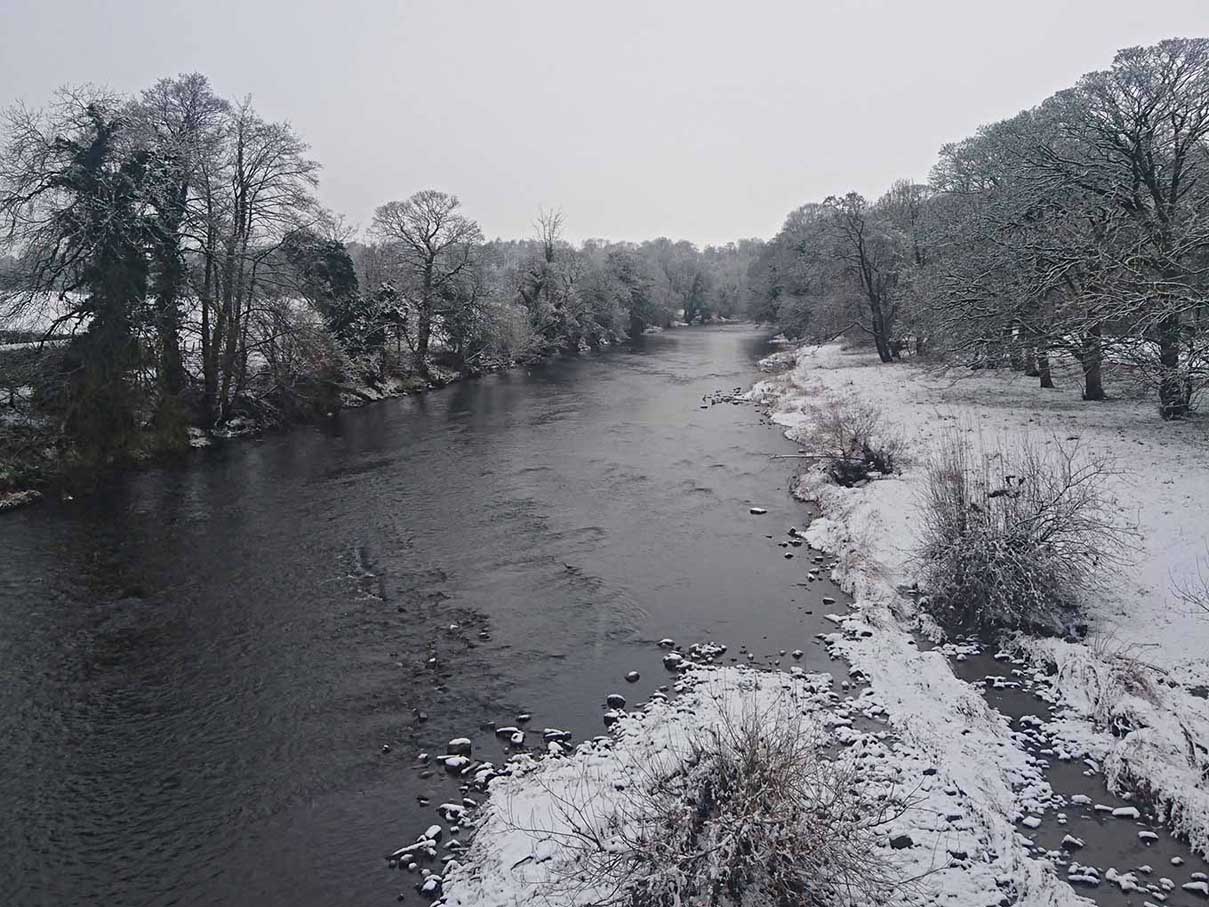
[0,325,841,906]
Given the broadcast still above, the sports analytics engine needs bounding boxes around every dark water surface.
[1,326,837,906]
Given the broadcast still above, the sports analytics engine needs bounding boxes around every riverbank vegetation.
[918,431,1136,634]
[749,37,1209,420]
[0,75,764,495]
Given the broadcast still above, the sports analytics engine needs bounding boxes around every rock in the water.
[606,693,626,708]
[625,670,640,683]
[749,507,768,515]
[447,737,472,756]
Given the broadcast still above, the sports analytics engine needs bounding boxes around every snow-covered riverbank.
[438,662,1086,906]
[751,343,1209,863]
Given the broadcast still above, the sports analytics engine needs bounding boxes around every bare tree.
[371,190,482,375]
[197,98,319,421]
[128,73,228,403]
[824,192,901,362]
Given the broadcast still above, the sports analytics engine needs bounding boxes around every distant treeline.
[0,75,763,475]
[749,37,1209,419]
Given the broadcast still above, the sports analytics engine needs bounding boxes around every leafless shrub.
[1172,549,1209,617]
[512,684,916,907]
[806,397,905,485]
[918,430,1137,634]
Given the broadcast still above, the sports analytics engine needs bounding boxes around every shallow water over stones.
[947,646,1209,905]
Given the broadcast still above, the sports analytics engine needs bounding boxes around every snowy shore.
[751,343,1209,861]
[438,664,1085,907]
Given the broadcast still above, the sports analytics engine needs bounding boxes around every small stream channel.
[945,645,1209,904]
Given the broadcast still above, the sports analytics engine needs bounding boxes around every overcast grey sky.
[1,0,1206,245]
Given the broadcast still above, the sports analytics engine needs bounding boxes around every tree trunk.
[629,312,645,340]
[1008,328,1024,371]
[201,223,220,423]
[152,191,189,399]
[869,301,893,363]
[416,308,431,377]
[155,283,186,396]
[1158,314,1187,419]
[1081,325,1105,401]
[1023,345,1038,377]
[1037,347,1054,388]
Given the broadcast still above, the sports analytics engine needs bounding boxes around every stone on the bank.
[418,875,442,896]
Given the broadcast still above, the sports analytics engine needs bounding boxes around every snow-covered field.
[751,344,1209,861]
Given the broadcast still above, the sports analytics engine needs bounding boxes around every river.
[0,325,835,906]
